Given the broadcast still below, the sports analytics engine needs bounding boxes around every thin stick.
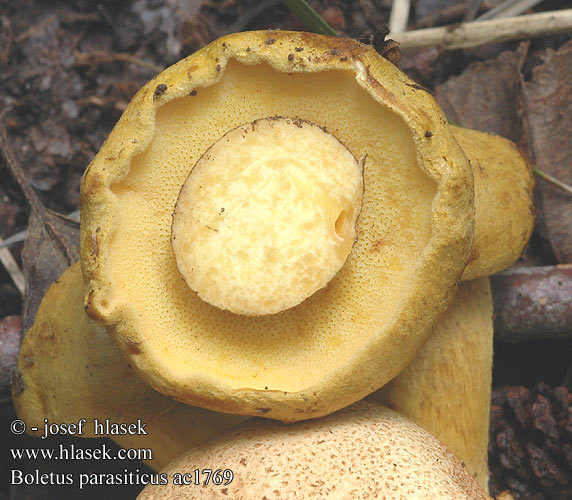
[0,242,25,295]
[0,210,80,250]
[15,14,57,42]
[477,0,546,21]
[0,232,25,250]
[533,168,572,196]
[464,0,484,22]
[0,109,51,230]
[389,0,411,35]
[393,9,572,51]
[1,17,13,64]
[74,51,163,74]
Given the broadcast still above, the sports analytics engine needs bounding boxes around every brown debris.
[435,43,528,143]
[491,265,572,342]
[74,51,163,74]
[153,83,168,99]
[522,40,572,264]
[320,6,346,31]
[180,13,217,56]
[489,383,572,499]
[358,27,401,65]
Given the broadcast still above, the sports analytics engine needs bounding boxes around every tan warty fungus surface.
[13,263,247,471]
[81,30,475,421]
[138,401,491,500]
[172,117,363,316]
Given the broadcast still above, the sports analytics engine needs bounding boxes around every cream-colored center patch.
[171,117,363,316]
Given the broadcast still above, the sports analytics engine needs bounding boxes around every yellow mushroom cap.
[172,117,363,315]
[81,30,474,421]
[138,400,491,500]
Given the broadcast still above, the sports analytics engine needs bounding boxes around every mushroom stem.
[374,278,493,490]
[453,127,534,281]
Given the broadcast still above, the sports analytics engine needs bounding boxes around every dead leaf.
[0,107,79,334]
[522,40,572,264]
[21,211,79,334]
[434,43,528,143]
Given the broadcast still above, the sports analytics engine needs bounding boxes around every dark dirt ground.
[1,0,571,499]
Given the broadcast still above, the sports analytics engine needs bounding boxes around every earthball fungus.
[80,30,532,422]
[137,400,491,500]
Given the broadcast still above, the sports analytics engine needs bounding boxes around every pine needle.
[281,0,338,36]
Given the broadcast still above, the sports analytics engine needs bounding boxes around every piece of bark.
[491,265,572,342]
[521,40,572,264]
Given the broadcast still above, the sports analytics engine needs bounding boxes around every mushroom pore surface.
[171,117,363,316]
[103,61,437,394]
[81,31,474,419]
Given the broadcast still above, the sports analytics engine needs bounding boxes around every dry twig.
[477,0,546,21]
[0,243,25,295]
[389,0,411,34]
[393,9,572,51]
[533,168,572,197]
[74,51,163,74]
[1,16,13,64]
[15,14,57,43]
